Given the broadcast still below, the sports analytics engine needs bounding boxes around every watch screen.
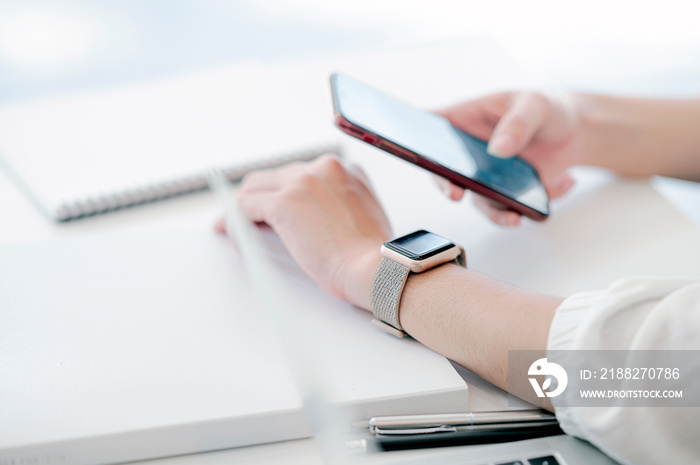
[388,230,453,260]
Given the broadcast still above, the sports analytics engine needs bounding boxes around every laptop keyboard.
[496,456,560,465]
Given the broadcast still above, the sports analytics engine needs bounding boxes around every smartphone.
[329,73,549,220]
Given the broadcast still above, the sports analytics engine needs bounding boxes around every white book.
[0,230,468,465]
[0,64,338,222]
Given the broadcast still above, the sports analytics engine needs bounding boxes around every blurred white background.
[1,0,700,105]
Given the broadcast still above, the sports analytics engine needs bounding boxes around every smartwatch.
[370,230,467,338]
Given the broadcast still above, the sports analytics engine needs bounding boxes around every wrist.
[364,230,467,337]
[339,241,385,311]
[564,92,599,167]
[399,262,463,336]
[572,92,628,169]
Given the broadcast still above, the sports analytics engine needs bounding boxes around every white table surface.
[0,141,537,465]
[2,134,700,465]
[2,36,700,465]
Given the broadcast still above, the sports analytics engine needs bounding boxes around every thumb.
[487,93,546,158]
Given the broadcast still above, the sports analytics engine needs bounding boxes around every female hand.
[435,91,585,226]
[216,155,392,310]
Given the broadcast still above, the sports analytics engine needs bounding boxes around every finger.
[214,217,226,234]
[213,215,242,252]
[237,191,278,224]
[239,162,309,194]
[346,162,374,191]
[434,94,510,141]
[449,183,465,201]
[434,175,451,197]
[433,176,465,201]
[473,194,522,227]
[434,103,477,125]
[487,93,546,158]
[239,169,283,194]
[313,156,376,197]
[546,172,576,200]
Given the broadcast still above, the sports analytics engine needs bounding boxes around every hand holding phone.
[436,93,580,226]
[330,73,550,221]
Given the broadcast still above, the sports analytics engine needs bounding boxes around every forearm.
[577,94,700,181]
[398,263,563,395]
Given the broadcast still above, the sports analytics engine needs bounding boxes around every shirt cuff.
[546,289,605,440]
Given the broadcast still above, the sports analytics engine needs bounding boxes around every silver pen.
[349,410,562,452]
[357,409,557,436]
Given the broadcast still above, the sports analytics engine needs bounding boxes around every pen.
[351,409,563,452]
[364,409,557,432]
[370,421,564,451]
[207,168,354,464]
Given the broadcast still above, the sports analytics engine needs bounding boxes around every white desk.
[2,136,700,465]
[2,37,700,465]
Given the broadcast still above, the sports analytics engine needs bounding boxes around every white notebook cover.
[0,230,468,465]
[0,64,338,221]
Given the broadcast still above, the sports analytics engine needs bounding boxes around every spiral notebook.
[0,64,338,221]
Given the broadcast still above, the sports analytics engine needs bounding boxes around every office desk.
[2,38,700,465]
[0,144,546,465]
[2,138,700,465]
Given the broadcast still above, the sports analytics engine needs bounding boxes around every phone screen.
[332,74,549,216]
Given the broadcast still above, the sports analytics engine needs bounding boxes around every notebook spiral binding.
[54,144,342,222]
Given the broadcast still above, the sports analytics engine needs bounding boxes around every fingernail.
[498,214,519,227]
[557,175,575,191]
[487,134,517,158]
[214,217,226,234]
[439,182,451,197]
[495,214,509,226]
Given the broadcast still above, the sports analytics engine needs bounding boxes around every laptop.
[396,435,618,465]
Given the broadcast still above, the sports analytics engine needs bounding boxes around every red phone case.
[331,105,548,222]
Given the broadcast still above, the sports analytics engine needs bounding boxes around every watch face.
[385,230,454,260]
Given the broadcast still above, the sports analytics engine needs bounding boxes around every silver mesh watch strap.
[370,247,467,338]
[371,257,411,335]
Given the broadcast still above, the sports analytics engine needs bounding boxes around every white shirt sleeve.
[548,277,700,465]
